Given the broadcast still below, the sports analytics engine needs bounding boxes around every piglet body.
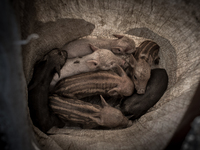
[50,46,125,88]
[28,49,67,133]
[121,68,168,119]
[127,41,160,94]
[62,34,136,58]
[49,95,132,129]
[53,65,134,99]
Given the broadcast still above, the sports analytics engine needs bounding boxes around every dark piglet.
[28,48,68,133]
[121,68,168,119]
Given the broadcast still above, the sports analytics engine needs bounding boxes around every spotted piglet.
[50,44,126,88]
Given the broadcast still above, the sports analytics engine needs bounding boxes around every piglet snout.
[137,89,145,94]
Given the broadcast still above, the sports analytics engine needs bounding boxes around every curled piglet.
[50,44,126,88]
[49,94,132,129]
[28,48,68,133]
[62,34,136,58]
[127,40,160,94]
[53,65,134,99]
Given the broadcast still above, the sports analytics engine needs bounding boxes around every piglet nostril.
[137,89,145,94]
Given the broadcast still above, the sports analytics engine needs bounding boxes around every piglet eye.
[134,75,137,80]
[58,51,62,55]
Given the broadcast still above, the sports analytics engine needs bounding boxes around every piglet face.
[129,55,151,94]
[111,34,136,54]
[100,106,132,128]
[89,44,126,70]
[98,49,126,70]
[91,95,132,129]
[44,48,68,76]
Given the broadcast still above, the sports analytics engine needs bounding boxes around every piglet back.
[49,94,101,128]
[134,40,160,65]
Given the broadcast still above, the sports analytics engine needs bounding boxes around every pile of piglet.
[28,34,168,133]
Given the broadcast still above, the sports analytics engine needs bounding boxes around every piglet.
[127,41,160,94]
[49,94,132,129]
[127,54,151,94]
[50,44,126,88]
[53,65,134,99]
[62,34,136,58]
[28,48,68,133]
[120,68,168,119]
[134,40,160,65]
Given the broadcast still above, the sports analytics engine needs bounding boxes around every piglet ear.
[86,59,99,69]
[113,34,124,39]
[100,95,109,107]
[147,55,153,66]
[89,116,102,125]
[55,66,61,77]
[129,54,137,68]
[43,54,49,61]
[112,64,126,77]
[108,89,119,97]
[89,44,99,51]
